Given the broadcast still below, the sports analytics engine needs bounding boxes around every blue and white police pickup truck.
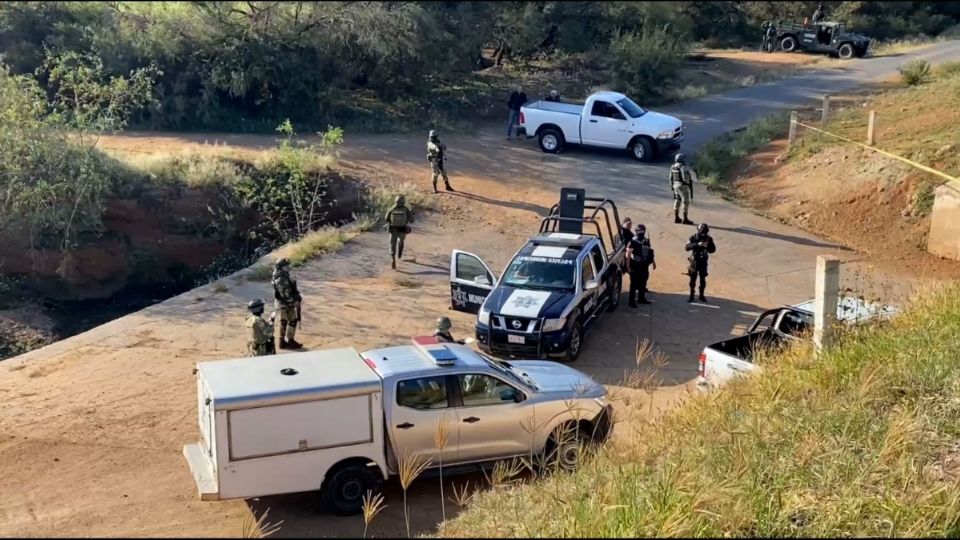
[448,189,626,362]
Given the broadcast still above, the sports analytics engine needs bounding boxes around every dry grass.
[441,284,960,537]
[246,264,274,282]
[361,491,387,539]
[287,226,353,267]
[240,507,283,538]
[871,36,946,57]
[120,150,247,188]
[397,447,431,538]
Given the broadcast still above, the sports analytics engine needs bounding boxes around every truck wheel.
[630,137,653,162]
[538,128,564,154]
[320,464,381,516]
[780,36,798,52]
[544,424,590,472]
[838,43,854,59]
[563,320,583,362]
[607,274,622,312]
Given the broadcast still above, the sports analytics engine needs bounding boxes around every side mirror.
[584,279,599,291]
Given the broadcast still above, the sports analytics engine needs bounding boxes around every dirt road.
[3,40,958,538]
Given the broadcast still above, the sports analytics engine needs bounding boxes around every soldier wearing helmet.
[272,257,303,349]
[684,222,717,303]
[545,89,561,102]
[245,298,275,356]
[385,194,415,270]
[427,130,454,193]
[434,316,465,344]
[626,223,656,306]
[670,153,695,225]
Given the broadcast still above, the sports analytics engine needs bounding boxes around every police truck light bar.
[411,336,457,366]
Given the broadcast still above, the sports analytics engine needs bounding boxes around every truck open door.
[449,249,496,314]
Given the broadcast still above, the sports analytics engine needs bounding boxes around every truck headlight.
[657,130,675,139]
[542,317,566,332]
[478,307,491,326]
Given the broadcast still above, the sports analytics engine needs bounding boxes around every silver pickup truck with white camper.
[183,338,612,515]
[519,91,684,162]
[696,296,897,391]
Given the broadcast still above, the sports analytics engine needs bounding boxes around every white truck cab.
[183,339,612,515]
[519,91,684,162]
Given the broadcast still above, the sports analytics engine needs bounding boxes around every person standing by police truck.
[626,223,656,306]
[670,153,695,225]
[684,223,716,303]
[385,194,414,270]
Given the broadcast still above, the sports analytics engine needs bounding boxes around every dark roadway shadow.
[246,469,490,538]
[576,291,768,387]
[444,190,551,216]
[708,224,850,250]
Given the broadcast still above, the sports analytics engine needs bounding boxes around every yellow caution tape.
[793,120,958,184]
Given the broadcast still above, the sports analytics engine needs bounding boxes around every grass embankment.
[696,60,960,207]
[442,285,960,537]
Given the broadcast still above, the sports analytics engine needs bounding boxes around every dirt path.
[6,41,960,536]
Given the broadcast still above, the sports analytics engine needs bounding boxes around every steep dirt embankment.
[729,74,960,281]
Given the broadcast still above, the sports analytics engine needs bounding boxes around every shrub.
[898,59,931,85]
[287,227,350,267]
[694,113,790,198]
[609,24,689,102]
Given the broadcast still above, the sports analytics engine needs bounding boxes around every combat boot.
[688,290,695,303]
[445,183,455,192]
[638,296,651,304]
[674,212,681,224]
[699,288,707,303]
[287,338,303,349]
[278,337,289,350]
[682,213,694,225]
[391,256,396,270]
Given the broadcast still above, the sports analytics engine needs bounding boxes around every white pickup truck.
[519,91,684,162]
[183,338,612,515]
[696,297,897,391]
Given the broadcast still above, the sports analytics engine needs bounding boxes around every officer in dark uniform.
[434,317,465,344]
[626,223,656,306]
[684,223,717,303]
[812,2,826,23]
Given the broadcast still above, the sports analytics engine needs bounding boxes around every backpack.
[389,207,409,227]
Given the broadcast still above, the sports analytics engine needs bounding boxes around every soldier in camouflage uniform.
[385,194,415,270]
[685,223,717,303]
[427,130,454,193]
[245,298,275,356]
[669,153,695,225]
[272,257,303,349]
[434,316,465,344]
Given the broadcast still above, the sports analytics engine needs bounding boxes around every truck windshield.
[616,97,646,118]
[501,254,576,291]
[478,352,539,391]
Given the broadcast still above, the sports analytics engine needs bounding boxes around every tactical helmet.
[247,298,265,314]
[635,223,646,233]
[675,153,686,164]
[395,194,406,205]
[429,129,438,139]
[275,257,291,269]
[437,316,452,332]
[549,89,559,98]
[698,223,710,234]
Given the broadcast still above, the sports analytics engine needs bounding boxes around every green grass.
[442,284,960,537]
[693,113,790,199]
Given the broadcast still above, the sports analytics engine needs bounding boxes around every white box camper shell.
[182,347,387,502]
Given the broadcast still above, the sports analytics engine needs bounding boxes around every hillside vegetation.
[442,285,960,537]
[1,1,957,132]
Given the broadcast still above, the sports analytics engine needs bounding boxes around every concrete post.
[788,110,798,147]
[867,110,877,146]
[813,255,840,355]
[821,94,831,124]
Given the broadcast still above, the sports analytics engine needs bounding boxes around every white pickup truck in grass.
[519,91,684,162]
[696,297,897,391]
